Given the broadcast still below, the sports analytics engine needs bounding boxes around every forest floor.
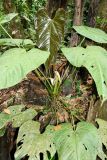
[0,69,99,160]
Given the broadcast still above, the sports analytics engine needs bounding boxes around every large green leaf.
[0,38,34,47]
[0,105,37,136]
[73,26,107,43]
[15,121,56,160]
[36,8,65,66]
[62,46,107,101]
[0,48,49,89]
[96,118,107,150]
[0,13,18,24]
[47,122,105,160]
[15,121,106,160]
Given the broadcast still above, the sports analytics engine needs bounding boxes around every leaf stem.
[78,37,85,46]
[0,23,21,48]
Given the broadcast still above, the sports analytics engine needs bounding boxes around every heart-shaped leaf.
[36,8,65,66]
[62,46,107,101]
[0,48,49,89]
[73,26,107,43]
[47,122,105,160]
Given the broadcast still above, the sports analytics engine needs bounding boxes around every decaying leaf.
[3,108,11,114]
[54,125,61,131]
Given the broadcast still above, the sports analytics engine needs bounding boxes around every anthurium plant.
[0,11,107,160]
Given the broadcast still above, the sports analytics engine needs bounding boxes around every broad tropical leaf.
[0,13,18,24]
[0,38,34,47]
[0,105,37,136]
[36,8,65,66]
[47,122,105,160]
[73,26,107,43]
[62,46,107,101]
[15,121,56,160]
[96,118,107,150]
[0,48,49,89]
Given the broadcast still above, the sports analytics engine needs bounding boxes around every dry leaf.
[54,125,61,131]
[3,108,11,114]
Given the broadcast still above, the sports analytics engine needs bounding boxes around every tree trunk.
[87,0,100,27]
[70,0,83,47]
[73,0,83,26]
[60,0,68,10]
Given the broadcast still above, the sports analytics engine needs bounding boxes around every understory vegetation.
[0,0,107,160]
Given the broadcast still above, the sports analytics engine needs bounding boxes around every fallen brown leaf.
[54,125,61,131]
[3,108,11,114]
